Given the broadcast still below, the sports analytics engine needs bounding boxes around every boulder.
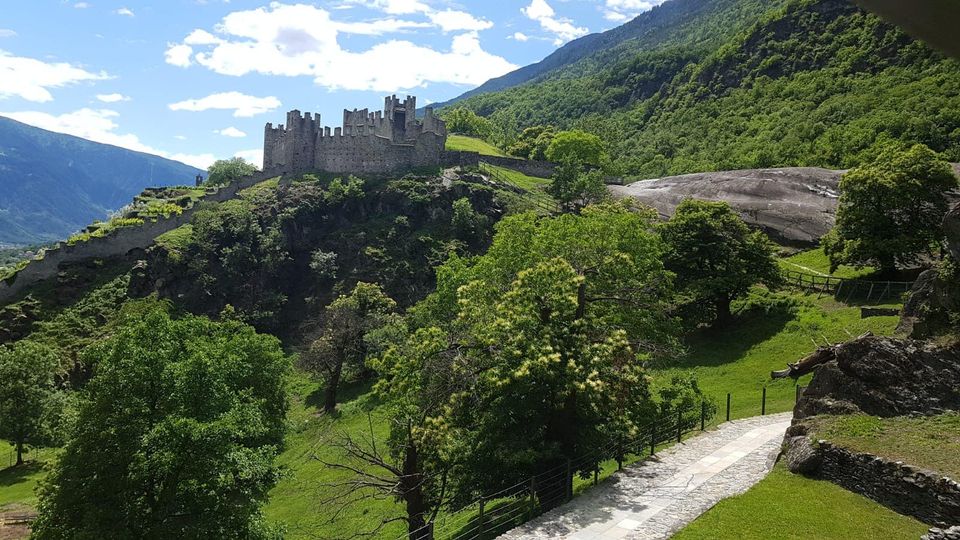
[946,202,960,261]
[784,436,822,475]
[795,336,960,420]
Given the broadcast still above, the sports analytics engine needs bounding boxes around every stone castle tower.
[263,95,447,175]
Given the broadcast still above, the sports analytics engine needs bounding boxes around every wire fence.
[392,386,799,540]
[2,445,48,469]
[476,162,558,215]
[782,269,914,303]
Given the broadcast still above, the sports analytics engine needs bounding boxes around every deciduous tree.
[206,157,258,186]
[823,144,958,276]
[0,340,59,466]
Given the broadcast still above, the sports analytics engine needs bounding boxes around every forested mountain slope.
[432,0,788,110]
[453,0,960,179]
[0,117,201,244]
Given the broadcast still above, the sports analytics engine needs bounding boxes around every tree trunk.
[324,360,344,413]
[402,439,431,540]
[16,439,24,466]
[714,294,733,328]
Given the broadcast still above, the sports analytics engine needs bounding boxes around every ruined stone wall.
[0,169,286,306]
[313,131,444,175]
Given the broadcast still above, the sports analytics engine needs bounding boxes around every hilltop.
[0,116,201,245]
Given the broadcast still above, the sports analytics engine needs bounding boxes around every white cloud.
[165,3,515,91]
[115,7,134,16]
[511,32,529,42]
[350,0,431,15]
[168,92,281,117]
[602,0,666,23]
[214,126,247,138]
[521,0,588,45]
[174,134,187,140]
[164,44,193,67]
[0,50,109,102]
[74,2,90,8]
[96,93,130,103]
[234,148,264,169]
[0,29,16,38]
[0,108,214,168]
[428,10,492,32]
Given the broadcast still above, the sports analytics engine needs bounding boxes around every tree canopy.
[823,144,958,275]
[206,157,258,186]
[0,340,60,465]
[545,130,605,166]
[441,108,493,139]
[547,160,609,213]
[507,125,556,160]
[31,303,290,540]
[660,199,782,327]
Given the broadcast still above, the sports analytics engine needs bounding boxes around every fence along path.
[781,269,915,302]
[478,162,557,215]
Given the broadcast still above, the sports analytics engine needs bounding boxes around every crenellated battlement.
[263,94,446,175]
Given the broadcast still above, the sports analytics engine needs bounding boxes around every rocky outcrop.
[946,202,960,260]
[924,526,960,540]
[783,435,821,474]
[608,167,842,245]
[794,336,960,420]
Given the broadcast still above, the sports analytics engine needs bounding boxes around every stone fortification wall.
[0,169,284,306]
[264,95,447,176]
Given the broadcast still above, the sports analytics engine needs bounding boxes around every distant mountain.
[446,0,960,179]
[0,116,201,244]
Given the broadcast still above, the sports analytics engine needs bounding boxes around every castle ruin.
[263,95,447,175]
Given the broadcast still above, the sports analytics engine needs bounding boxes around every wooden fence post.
[478,497,486,539]
[762,387,767,416]
[726,393,731,422]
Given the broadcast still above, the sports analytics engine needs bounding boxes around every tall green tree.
[545,130,605,166]
[507,125,556,160]
[301,282,396,413]
[547,159,609,213]
[31,304,289,540]
[393,205,687,501]
[205,157,257,186]
[0,341,59,466]
[823,144,958,276]
[660,199,781,327]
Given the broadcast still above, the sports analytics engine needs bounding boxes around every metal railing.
[476,162,558,215]
[782,269,914,303]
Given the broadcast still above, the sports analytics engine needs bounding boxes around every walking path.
[498,412,793,540]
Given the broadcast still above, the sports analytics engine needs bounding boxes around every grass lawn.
[481,163,550,190]
[652,292,900,420]
[806,413,960,479]
[779,248,876,279]
[0,444,52,511]
[672,464,928,540]
[446,135,507,157]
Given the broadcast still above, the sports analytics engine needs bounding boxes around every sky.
[0,0,667,170]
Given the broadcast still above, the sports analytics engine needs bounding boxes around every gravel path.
[498,413,793,540]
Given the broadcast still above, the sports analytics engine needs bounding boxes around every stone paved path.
[498,412,793,540]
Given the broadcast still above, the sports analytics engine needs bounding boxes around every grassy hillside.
[445,135,507,157]
[453,0,960,178]
[672,464,928,540]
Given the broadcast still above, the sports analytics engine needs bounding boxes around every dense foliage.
[546,161,608,213]
[451,0,960,178]
[31,303,289,540]
[0,340,60,465]
[441,108,493,139]
[823,144,958,275]
[206,157,258,186]
[367,204,705,532]
[661,200,782,326]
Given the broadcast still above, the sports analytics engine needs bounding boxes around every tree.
[546,159,608,213]
[823,144,958,276]
[0,341,59,466]
[451,197,488,243]
[391,205,690,503]
[507,125,556,160]
[545,130,605,166]
[206,157,258,186]
[441,108,493,139]
[660,199,782,327]
[301,282,396,413]
[31,304,289,540]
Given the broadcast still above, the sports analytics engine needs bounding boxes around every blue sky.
[0,0,665,169]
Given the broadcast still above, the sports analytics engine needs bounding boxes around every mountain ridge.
[0,116,202,245]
